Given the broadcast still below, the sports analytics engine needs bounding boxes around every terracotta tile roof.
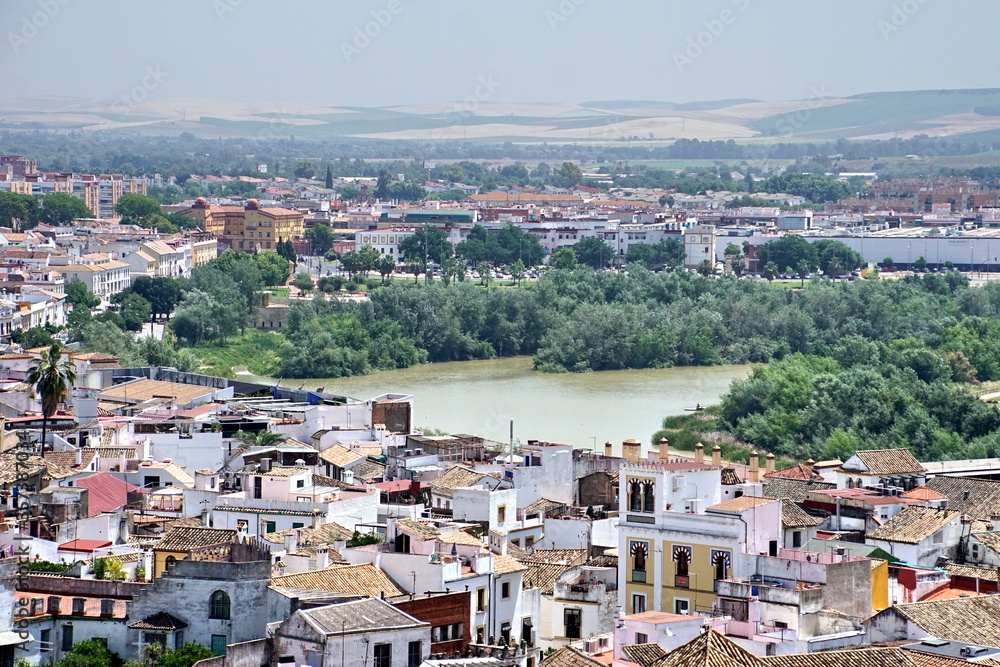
[763,648,912,667]
[866,507,959,544]
[492,554,527,574]
[437,531,486,548]
[541,646,604,667]
[522,562,570,595]
[350,459,385,483]
[900,487,947,501]
[76,472,141,517]
[396,518,440,541]
[271,563,404,598]
[624,644,668,667]
[128,612,188,630]
[908,652,984,667]
[520,548,587,566]
[98,379,215,405]
[652,629,765,667]
[762,478,835,502]
[940,562,1000,581]
[845,449,926,475]
[782,500,823,528]
[764,463,819,481]
[707,496,779,513]
[925,476,1000,520]
[973,531,1000,553]
[153,527,237,552]
[524,498,570,517]
[888,595,1000,646]
[318,444,364,468]
[250,466,309,478]
[431,465,488,498]
[262,522,352,546]
[585,554,618,569]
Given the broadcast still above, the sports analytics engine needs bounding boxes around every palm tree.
[26,345,76,457]
[233,430,288,448]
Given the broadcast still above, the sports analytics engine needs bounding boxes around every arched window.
[165,556,176,567]
[846,478,854,489]
[629,481,642,512]
[642,482,654,513]
[209,590,231,620]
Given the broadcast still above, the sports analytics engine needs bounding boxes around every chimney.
[694,443,704,464]
[260,457,272,474]
[658,438,669,462]
[622,439,640,463]
[74,448,82,466]
[200,509,210,528]
[311,509,322,530]
[748,451,759,483]
[47,596,61,615]
[711,445,722,467]
[284,531,298,555]
[604,441,613,457]
[805,458,815,471]
[765,453,775,476]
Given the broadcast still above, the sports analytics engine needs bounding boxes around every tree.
[813,239,864,276]
[914,256,928,270]
[234,429,287,448]
[254,251,292,286]
[358,245,382,276]
[337,185,359,201]
[340,251,367,278]
[757,235,819,276]
[572,237,613,269]
[476,261,491,286]
[556,161,583,188]
[26,345,77,455]
[57,637,119,667]
[293,273,315,294]
[317,275,346,293]
[697,259,715,277]
[763,261,779,282]
[38,192,92,225]
[132,642,213,667]
[0,192,39,230]
[305,224,334,255]
[731,254,747,277]
[378,255,396,284]
[325,164,333,190]
[110,292,151,332]
[114,193,161,223]
[510,259,526,285]
[375,169,391,200]
[399,227,453,267]
[130,276,182,321]
[294,160,315,179]
[882,257,895,269]
[65,280,100,310]
[13,326,55,349]
[388,182,427,202]
[549,246,579,270]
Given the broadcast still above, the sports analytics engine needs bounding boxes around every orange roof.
[900,486,947,501]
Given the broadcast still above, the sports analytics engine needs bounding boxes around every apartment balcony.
[554,580,617,604]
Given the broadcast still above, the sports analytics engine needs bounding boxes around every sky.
[2,0,998,108]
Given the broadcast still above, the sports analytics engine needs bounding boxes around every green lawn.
[184,330,284,378]
[269,287,290,298]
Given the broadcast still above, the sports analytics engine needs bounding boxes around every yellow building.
[151,527,237,578]
[179,198,304,252]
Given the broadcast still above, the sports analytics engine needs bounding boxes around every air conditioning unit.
[672,475,687,491]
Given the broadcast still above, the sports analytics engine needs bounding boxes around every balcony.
[716,576,825,612]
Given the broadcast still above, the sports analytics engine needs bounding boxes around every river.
[245,357,753,451]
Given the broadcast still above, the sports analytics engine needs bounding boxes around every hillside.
[3,89,1000,144]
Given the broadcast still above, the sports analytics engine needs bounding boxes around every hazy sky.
[2,0,997,107]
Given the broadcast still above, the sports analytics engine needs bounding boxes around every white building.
[683,224,717,269]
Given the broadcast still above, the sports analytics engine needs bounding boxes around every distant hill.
[3,89,1000,144]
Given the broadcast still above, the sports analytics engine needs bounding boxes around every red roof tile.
[76,471,142,517]
[58,539,112,552]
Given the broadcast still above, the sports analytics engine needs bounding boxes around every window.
[500,622,511,644]
[476,588,486,612]
[452,623,463,640]
[40,629,50,652]
[253,477,262,499]
[296,479,305,488]
[292,522,304,529]
[210,635,227,656]
[792,531,802,548]
[265,521,276,533]
[511,538,520,547]
[630,541,648,583]
[632,593,646,614]
[61,625,73,651]
[674,598,690,615]
[209,590,231,620]
[635,632,648,645]
[407,641,421,667]
[497,505,506,522]
[564,608,582,639]
[476,626,485,644]
[174,632,184,649]
[525,535,534,548]
[144,475,160,489]
[501,581,510,599]
[144,633,166,648]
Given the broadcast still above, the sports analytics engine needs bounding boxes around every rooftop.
[866,507,959,544]
[299,597,426,635]
[271,563,404,598]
